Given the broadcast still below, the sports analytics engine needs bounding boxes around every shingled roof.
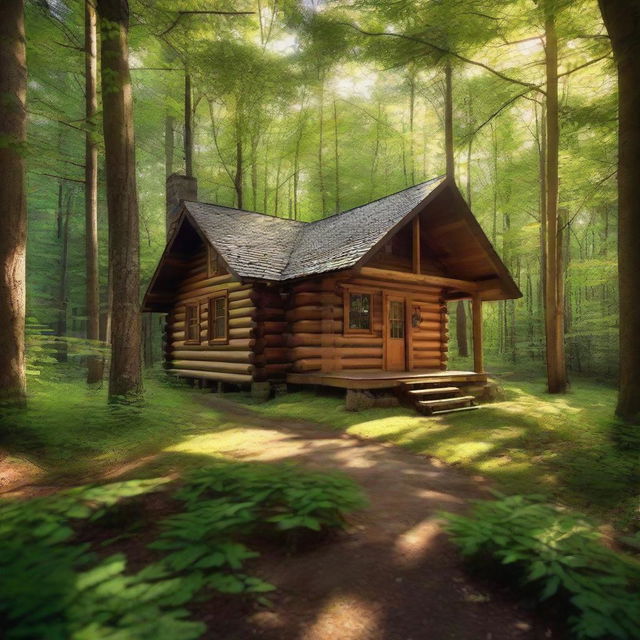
[184,176,446,282]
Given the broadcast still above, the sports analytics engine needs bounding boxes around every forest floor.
[1,371,637,638]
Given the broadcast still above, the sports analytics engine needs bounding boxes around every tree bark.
[56,188,72,363]
[234,111,243,209]
[0,0,27,408]
[97,0,142,401]
[333,98,340,213]
[598,0,640,422]
[543,6,568,393]
[318,72,326,215]
[85,0,103,384]
[184,70,193,177]
[444,59,454,180]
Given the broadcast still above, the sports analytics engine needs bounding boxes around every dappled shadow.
[151,391,552,640]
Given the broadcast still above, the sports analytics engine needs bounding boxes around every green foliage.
[444,495,640,639]
[0,459,366,638]
[0,479,206,640]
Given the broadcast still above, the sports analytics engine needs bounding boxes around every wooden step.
[432,405,481,416]
[407,386,460,397]
[417,395,475,414]
[399,379,446,387]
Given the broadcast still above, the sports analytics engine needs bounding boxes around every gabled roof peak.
[183,176,447,281]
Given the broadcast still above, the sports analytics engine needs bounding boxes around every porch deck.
[286,369,488,390]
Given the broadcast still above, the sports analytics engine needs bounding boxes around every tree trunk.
[598,0,640,422]
[85,0,103,384]
[0,0,27,408]
[318,72,326,215]
[456,300,468,357]
[408,68,416,184]
[56,188,73,363]
[543,6,568,393]
[444,59,454,180]
[234,113,243,209]
[184,70,193,177]
[97,0,142,402]
[333,98,340,213]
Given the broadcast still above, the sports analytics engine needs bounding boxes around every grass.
[0,369,236,481]
[237,378,639,531]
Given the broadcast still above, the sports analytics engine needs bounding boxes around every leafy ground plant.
[0,462,366,639]
[443,494,640,639]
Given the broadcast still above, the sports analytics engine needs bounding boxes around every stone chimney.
[166,173,197,237]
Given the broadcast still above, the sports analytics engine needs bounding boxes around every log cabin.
[143,174,521,414]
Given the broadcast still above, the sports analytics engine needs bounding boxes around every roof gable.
[144,176,521,308]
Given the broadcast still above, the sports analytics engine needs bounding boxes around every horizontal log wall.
[165,246,256,384]
[286,270,448,374]
[253,282,290,382]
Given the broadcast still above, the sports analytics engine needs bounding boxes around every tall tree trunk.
[543,6,567,393]
[184,70,193,177]
[234,114,243,209]
[318,72,326,215]
[333,98,340,213]
[85,0,103,384]
[598,0,640,422]
[0,0,27,408]
[408,68,416,184]
[97,0,142,402]
[56,188,73,363]
[444,59,454,180]
[456,300,469,357]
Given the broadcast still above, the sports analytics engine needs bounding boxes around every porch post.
[472,293,484,373]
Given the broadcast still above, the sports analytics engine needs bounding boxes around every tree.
[85,0,103,384]
[542,0,568,394]
[97,0,142,401]
[598,0,640,422]
[0,0,27,408]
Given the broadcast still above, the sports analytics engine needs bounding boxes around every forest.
[1,0,640,639]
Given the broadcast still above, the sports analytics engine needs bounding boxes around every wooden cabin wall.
[253,283,290,382]
[287,270,448,374]
[164,245,256,384]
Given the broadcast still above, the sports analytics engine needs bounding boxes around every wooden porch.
[286,369,488,390]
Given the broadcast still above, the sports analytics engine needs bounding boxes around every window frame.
[343,287,375,336]
[184,303,201,345]
[208,291,229,345]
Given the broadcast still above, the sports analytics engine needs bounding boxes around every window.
[207,245,223,277]
[208,292,228,343]
[185,304,200,344]
[389,300,405,339]
[347,292,372,332]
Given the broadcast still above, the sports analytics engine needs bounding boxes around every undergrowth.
[0,461,365,639]
[443,494,640,639]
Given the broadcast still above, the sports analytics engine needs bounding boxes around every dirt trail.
[195,396,551,640]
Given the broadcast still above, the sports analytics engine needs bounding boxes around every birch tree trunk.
[444,60,454,180]
[184,70,193,177]
[0,0,27,408]
[598,0,640,422]
[97,0,142,402]
[85,0,103,384]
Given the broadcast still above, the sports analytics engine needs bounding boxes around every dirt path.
[194,396,551,640]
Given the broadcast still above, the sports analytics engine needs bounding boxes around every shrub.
[0,462,366,638]
[443,495,640,639]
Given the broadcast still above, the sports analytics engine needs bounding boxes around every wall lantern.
[412,306,421,328]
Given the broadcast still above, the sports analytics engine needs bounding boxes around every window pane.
[389,301,404,339]
[210,295,227,340]
[349,293,371,330]
[186,305,200,342]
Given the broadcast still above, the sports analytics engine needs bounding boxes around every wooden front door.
[385,296,407,370]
